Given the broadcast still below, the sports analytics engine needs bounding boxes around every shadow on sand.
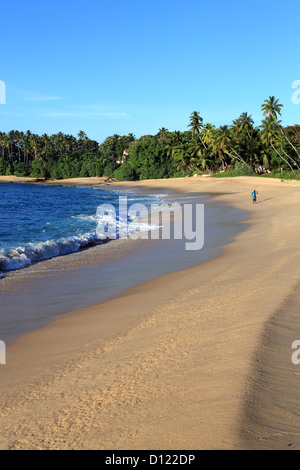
[256,198,273,204]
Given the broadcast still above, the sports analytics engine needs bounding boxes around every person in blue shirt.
[252,190,258,204]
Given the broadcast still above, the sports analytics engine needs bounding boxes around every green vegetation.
[0,97,300,181]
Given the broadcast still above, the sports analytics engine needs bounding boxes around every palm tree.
[188,138,202,171]
[211,127,228,170]
[172,145,190,172]
[165,132,183,159]
[15,130,24,162]
[29,134,39,159]
[212,126,254,173]
[201,123,215,147]
[41,133,49,159]
[261,96,300,168]
[0,132,6,158]
[188,111,208,152]
[127,133,136,142]
[3,134,11,161]
[261,96,283,120]
[157,127,169,145]
[158,127,168,134]
[23,131,32,164]
[77,130,87,140]
[230,114,260,167]
[55,132,65,156]
[188,111,202,136]
[260,118,296,174]
[232,112,254,138]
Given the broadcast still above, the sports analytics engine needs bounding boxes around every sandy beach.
[0,175,300,450]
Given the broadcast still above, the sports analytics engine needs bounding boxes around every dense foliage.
[1,97,300,181]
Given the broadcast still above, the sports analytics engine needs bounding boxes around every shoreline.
[0,180,247,346]
[0,176,300,449]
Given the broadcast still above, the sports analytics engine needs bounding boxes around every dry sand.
[0,175,300,449]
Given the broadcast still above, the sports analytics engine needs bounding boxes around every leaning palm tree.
[230,114,260,167]
[188,138,202,171]
[211,126,254,173]
[210,127,227,170]
[165,132,182,159]
[172,145,190,172]
[261,96,300,168]
[260,118,296,174]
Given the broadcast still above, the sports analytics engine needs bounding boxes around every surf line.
[96,195,204,251]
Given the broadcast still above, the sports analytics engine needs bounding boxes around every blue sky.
[1,0,299,143]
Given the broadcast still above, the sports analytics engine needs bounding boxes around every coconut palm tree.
[0,132,6,158]
[230,114,261,167]
[188,138,202,170]
[261,96,283,120]
[23,131,32,164]
[201,123,215,147]
[157,127,170,145]
[127,133,136,142]
[260,118,296,174]
[165,132,182,159]
[172,145,190,172]
[211,126,254,173]
[77,130,87,140]
[232,112,254,138]
[41,133,49,159]
[261,96,300,168]
[188,111,202,136]
[29,134,39,159]
[3,134,12,161]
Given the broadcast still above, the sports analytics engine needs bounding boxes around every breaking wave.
[0,216,157,273]
[0,183,163,277]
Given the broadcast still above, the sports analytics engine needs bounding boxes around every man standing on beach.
[252,190,258,204]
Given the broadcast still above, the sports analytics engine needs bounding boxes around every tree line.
[0,96,300,181]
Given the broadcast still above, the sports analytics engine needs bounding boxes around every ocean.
[0,182,161,277]
[0,182,249,344]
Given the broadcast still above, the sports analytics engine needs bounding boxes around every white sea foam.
[0,232,98,272]
[0,185,165,277]
[0,214,158,274]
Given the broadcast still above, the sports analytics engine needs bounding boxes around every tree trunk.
[226,148,254,174]
[271,143,296,174]
[276,123,300,168]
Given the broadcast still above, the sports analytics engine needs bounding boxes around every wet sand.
[0,175,300,449]
[0,188,247,345]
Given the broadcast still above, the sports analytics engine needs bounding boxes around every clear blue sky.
[1,0,299,143]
